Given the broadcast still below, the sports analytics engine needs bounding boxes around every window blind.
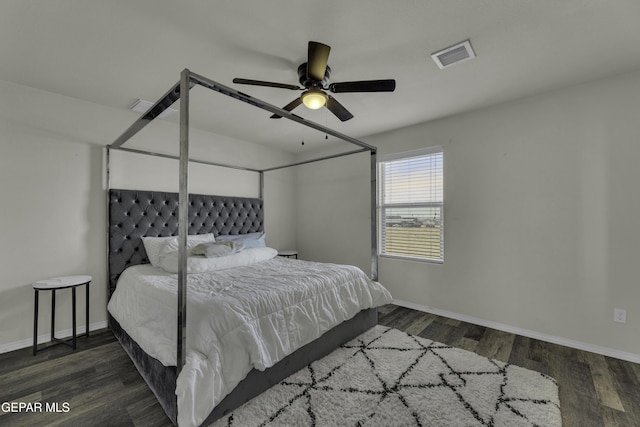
[378,147,443,262]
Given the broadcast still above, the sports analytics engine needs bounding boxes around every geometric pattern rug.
[211,326,562,426]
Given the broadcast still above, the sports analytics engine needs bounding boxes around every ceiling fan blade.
[307,41,331,81]
[329,79,396,93]
[270,97,303,119]
[326,95,354,122]
[233,78,302,91]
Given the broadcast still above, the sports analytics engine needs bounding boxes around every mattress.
[107,252,392,427]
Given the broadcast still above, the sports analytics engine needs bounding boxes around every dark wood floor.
[1,304,639,426]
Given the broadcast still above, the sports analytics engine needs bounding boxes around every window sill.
[379,254,443,264]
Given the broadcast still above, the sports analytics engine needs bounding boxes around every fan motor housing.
[298,63,331,88]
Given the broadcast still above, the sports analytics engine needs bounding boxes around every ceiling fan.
[232,41,396,122]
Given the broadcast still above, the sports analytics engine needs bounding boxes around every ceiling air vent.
[431,40,475,69]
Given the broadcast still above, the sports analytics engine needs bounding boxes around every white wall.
[109,147,296,252]
[0,81,295,351]
[294,150,373,269]
[0,120,106,349]
[296,69,640,358]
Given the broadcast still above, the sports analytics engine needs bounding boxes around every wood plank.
[0,343,125,401]
[601,406,632,427]
[455,337,479,353]
[507,335,531,366]
[443,317,460,327]
[403,312,436,336]
[552,347,604,427]
[377,306,410,327]
[583,352,625,411]
[606,357,640,418]
[377,304,397,316]
[524,337,556,377]
[630,361,640,387]
[463,324,486,341]
[0,391,42,424]
[56,382,151,427]
[474,328,515,363]
[386,307,432,332]
[417,319,453,344]
[0,329,116,375]
[127,393,173,427]
[443,321,472,348]
[507,335,548,374]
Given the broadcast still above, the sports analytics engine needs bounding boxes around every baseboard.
[0,321,108,354]
[393,299,640,364]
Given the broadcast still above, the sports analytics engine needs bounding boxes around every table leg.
[72,287,77,349]
[51,289,56,341]
[85,282,90,338]
[33,290,39,356]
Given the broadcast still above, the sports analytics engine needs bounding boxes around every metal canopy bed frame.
[106,69,379,425]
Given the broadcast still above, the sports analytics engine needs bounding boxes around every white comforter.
[107,251,392,427]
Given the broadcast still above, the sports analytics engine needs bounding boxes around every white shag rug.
[212,326,561,426]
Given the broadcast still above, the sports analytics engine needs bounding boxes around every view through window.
[378,147,443,262]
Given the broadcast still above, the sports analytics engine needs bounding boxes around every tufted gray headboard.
[108,189,264,296]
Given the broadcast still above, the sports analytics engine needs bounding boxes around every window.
[378,147,443,262]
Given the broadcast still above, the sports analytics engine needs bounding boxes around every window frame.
[377,146,444,263]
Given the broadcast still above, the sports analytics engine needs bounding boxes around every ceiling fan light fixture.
[301,88,327,110]
[234,41,394,121]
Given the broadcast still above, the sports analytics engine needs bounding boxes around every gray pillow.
[191,241,245,258]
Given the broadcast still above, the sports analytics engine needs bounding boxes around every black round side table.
[33,275,91,355]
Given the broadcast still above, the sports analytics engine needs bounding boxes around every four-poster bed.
[106,69,390,426]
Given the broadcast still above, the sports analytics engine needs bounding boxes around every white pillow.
[159,247,277,273]
[191,241,245,258]
[216,231,266,248]
[141,233,215,267]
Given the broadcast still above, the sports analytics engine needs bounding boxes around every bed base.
[109,308,378,426]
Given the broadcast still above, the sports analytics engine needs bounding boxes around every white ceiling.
[2,0,640,153]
